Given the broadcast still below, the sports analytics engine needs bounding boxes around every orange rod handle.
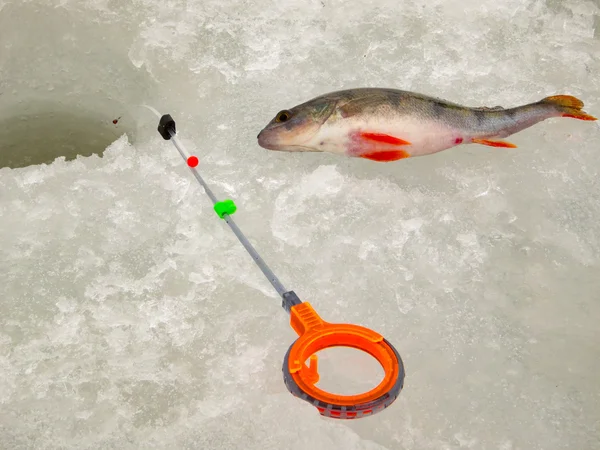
[282,302,405,419]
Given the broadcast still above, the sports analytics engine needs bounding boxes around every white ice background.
[0,0,599,449]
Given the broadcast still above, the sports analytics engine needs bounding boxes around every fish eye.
[275,110,292,122]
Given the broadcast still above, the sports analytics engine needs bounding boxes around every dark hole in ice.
[0,106,136,169]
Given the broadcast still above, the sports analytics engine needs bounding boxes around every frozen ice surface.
[1,0,600,448]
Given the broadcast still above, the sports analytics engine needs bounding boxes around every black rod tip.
[158,114,176,140]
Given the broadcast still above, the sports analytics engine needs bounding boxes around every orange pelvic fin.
[562,112,597,121]
[472,138,517,148]
[360,150,411,162]
[542,95,597,121]
[360,132,411,146]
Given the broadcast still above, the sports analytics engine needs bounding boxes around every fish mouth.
[256,130,281,150]
[257,127,320,152]
[256,130,320,152]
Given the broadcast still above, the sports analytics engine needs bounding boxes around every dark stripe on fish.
[474,109,486,125]
[432,101,446,118]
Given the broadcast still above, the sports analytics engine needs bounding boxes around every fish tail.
[541,95,597,121]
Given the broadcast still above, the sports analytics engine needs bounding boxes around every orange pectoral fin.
[472,138,517,148]
[359,150,410,162]
[350,131,412,162]
[360,132,411,146]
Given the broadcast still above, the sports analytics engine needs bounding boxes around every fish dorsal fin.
[338,95,391,118]
[474,105,505,111]
[336,88,415,118]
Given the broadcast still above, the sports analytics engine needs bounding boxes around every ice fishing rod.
[144,106,405,419]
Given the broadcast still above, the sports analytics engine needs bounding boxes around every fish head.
[257,97,338,152]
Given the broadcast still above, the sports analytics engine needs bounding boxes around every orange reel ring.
[282,303,405,419]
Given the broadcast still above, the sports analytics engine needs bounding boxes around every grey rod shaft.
[222,214,288,297]
[169,130,289,297]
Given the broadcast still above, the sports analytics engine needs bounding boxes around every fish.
[256,88,597,162]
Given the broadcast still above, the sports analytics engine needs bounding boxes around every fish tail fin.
[541,95,597,121]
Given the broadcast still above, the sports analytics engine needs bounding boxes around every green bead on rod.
[214,199,237,219]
